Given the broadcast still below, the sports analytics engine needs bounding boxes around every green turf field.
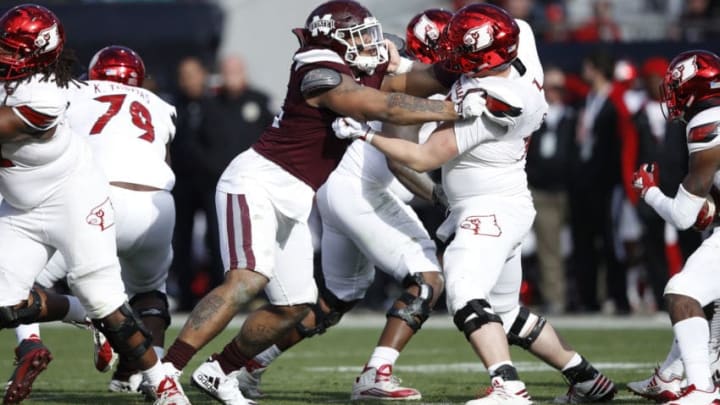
[0,321,672,404]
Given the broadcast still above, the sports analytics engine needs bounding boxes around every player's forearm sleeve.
[644,185,705,230]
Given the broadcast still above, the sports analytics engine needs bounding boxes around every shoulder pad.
[301,68,342,98]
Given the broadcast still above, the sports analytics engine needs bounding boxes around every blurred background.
[7,0,719,317]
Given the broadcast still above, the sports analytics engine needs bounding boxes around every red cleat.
[3,337,53,404]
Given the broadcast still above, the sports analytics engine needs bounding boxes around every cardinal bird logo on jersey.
[86,197,115,231]
[460,214,502,237]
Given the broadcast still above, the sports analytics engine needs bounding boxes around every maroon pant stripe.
[226,194,238,269]
[237,194,255,270]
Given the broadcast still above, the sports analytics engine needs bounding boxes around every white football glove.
[455,88,487,119]
[332,117,376,142]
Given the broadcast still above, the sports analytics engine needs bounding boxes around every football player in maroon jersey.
[159,1,484,403]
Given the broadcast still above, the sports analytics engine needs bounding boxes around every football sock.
[141,359,165,388]
[15,323,41,343]
[367,346,400,369]
[658,339,684,379]
[674,317,713,391]
[163,339,197,370]
[62,295,88,323]
[255,344,282,367]
[215,341,250,374]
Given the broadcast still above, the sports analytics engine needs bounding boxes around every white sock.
[488,361,514,377]
[15,324,41,343]
[674,317,713,390]
[561,352,582,371]
[658,339,684,379]
[255,344,282,367]
[153,346,165,359]
[142,359,165,388]
[367,346,400,369]
[62,295,88,323]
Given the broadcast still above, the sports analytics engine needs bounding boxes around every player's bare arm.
[683,145,720,197]
[369,122,458,172]
[309,74,458,125]
[381,63,450,98]
[0,107,54,143]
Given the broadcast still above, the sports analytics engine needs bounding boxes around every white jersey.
[443,20,547,205]
[0,74,84,210]
[333,121,394,188]
[67,80,176,191]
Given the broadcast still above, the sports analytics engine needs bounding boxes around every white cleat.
[108,372,142,393]
[554,371,616,403]
[152,362,191,405]
[236,360,266,399]
[627,368,683,402]
[191,359,255,405]
[663,384,720,404]
[351,364,421,401]
[466,376,532,405]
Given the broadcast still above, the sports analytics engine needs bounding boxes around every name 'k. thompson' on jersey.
[67,80,177,191]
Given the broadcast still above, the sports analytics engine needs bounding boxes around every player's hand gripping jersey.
[67,80,176,191]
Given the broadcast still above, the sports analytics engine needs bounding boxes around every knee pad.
[129,291,171,330]
[386,273,435,333]
[91,302,152,362]
[504,306,546,350]
[453,299,502,340]
[0,289,42,329]
[296,287,357,338]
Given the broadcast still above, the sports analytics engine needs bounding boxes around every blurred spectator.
[572,0,622,42]
[543,2,571,42]
[526,66,576,314]
[633,56,703,311]
[169,56,213,312]
[567,50,626,313]
[668,0,720,42]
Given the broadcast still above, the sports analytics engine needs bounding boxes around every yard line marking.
[306,361,656,373]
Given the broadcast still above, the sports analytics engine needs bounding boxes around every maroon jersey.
[252,46,388,190]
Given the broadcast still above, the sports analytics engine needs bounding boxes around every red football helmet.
[443,3,519,74]
[405,9,453,64]
[0,4,65,81]
[662,50,720,121]
[301,0,387,74]
[89,45,145,87]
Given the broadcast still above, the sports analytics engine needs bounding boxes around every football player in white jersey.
[11,45,179,396]
[632,49,720,404]
[226,9,453,402]
[0,5,188,405]
[334,4,616,404]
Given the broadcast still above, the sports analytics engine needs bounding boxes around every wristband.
[395,57,414,74]
[362,128,376,143]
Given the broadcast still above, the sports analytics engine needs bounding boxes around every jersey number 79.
[90,94,155,142]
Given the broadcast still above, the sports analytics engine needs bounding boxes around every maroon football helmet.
[301,0,387,74]
[0,4,65,81]
[443,3,519,74]
[405,9,453,64]
[89,45,145,87]
[662,50,720,121]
